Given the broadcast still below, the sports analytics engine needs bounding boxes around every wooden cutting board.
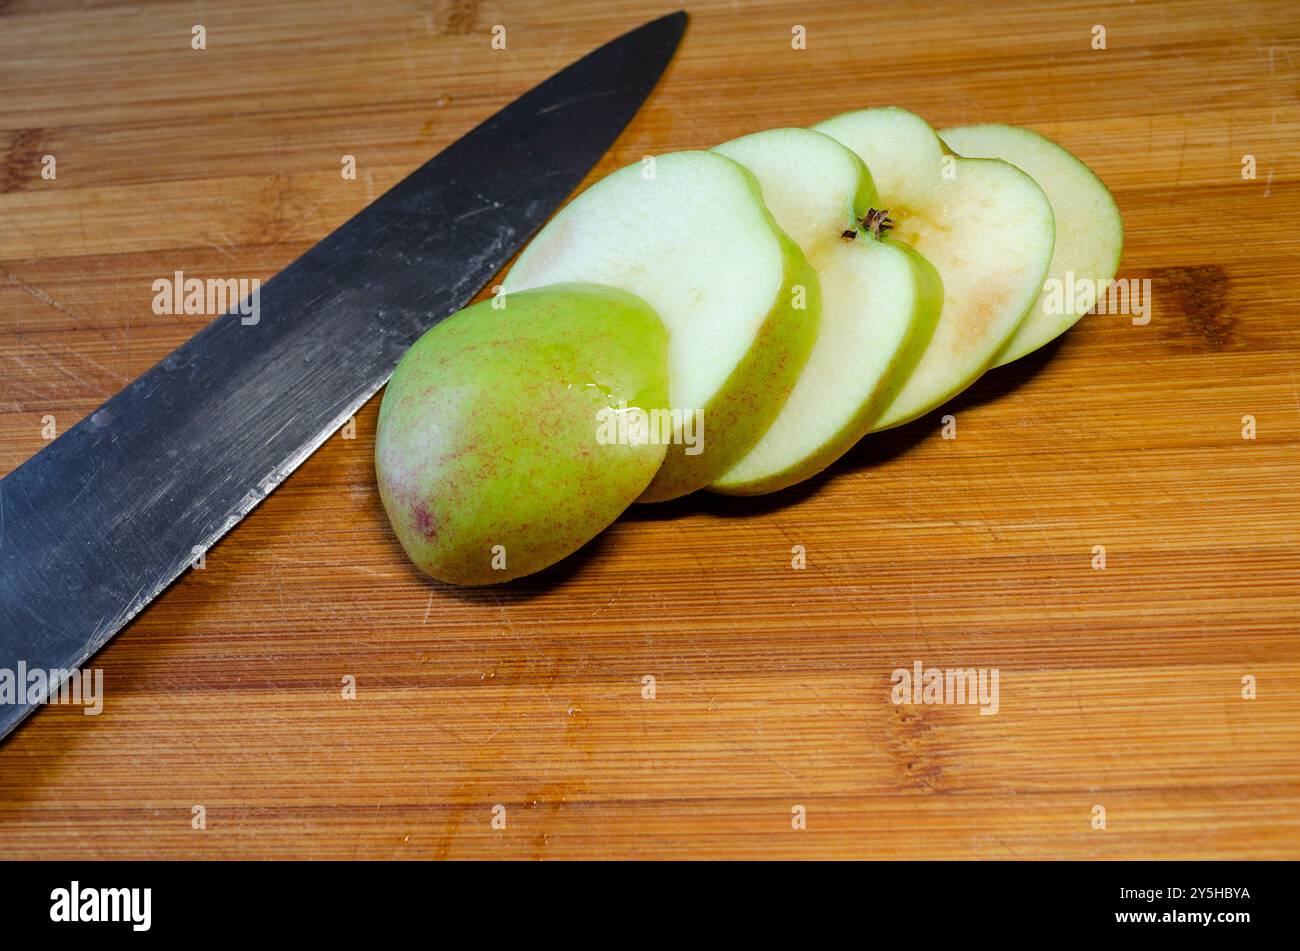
[1,0,1297,860]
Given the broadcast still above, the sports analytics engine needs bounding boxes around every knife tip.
[655,10,688,32]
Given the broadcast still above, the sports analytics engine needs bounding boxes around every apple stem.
[860,208,896,238]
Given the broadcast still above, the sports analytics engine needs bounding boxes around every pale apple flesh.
[815,108,1055,430]
[502,150,819,502]
[939,124,1123,366]
[708,128,943,495]
[375,284,669,586]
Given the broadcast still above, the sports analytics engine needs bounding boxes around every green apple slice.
[815,108,1055,430]
[502,151,819,501]
[375,284,669,585]
[708,128,943,495]
[939,123,1123,366]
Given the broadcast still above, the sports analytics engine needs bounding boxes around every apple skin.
[375,283,669,585]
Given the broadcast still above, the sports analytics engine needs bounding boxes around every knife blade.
[0,11,687,742]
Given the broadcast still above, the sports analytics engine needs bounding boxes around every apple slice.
[502,151,819,501]
[939,123,1123,366]
[708,128,943,495]
[814,108,1055,430]
[375,284,669,585]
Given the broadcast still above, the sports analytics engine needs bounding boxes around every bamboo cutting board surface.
[1,0,1298,859]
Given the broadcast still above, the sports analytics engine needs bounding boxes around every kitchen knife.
[0,11,687,742]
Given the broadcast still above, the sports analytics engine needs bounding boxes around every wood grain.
[1,0,1298,859]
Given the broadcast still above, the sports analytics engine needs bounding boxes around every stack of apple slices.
[376,108,1123,585]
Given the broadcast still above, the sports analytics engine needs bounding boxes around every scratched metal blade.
[0,11,686,742]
